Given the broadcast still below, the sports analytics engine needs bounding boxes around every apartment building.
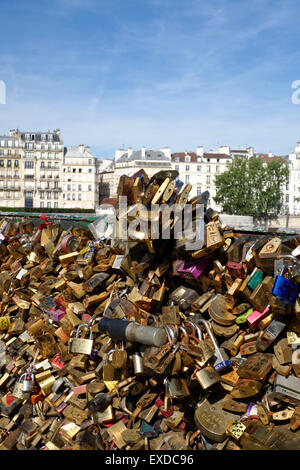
[62,144,98,210]
[283,141,300,215]
[0,135,23,208]
[9,129,64,209]
[171,146,234,211]
[97,147,172,201]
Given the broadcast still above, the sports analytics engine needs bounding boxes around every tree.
[214,156,289,221]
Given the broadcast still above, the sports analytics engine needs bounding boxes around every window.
[197,186,201,194]
[63,194,65,199]
[54,181,58,188]
[72,184,76,191]
[67,194,71,200]
[55,144,59,150]
[79,168,82,173]
[48,162,51,168]
[67,184,71,191]
[286,194,289,203]
[14,160,18,168]
[7,191,10,198]
[175,165,179,171]
[7,160,11,167]
[286,183,289,190]
[68,167,71,172]
[185,156,190,163]
[72,194,76,200]
[47,202,51,208]
[185,175,190,183]
[207,166,211,173]
[14,170,19,177]
[0,150,3,155]
[88,185,92,191]
[206,175,210,184]
[0,160,3,167]
[48,153,52,159]
[48,144,51,150]
[197,165,201,171]
[216,166,219,174]
[54,192,58,200]
[41,152,45,159]
[73,168,76,173]
[25,152,34,158]
[14,192,18,198]
[88,159,92,164]
[41,162,45,168]
[41,143,45,150]
[25,161,34,169]
[7,150,11,156]
[55,153,59,159]
[78,194,82,200]
[40,201,44,208]
[47,192,51,199]
[55,162,59,168]
[89,168,92,173]
[185,165,190,171]
[54,202,58,208]
[40,192,44,199]
[78,184,82,191]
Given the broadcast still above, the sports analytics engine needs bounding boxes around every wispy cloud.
[0,0,300,157]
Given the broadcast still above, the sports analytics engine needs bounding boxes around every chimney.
[160,147,171,159]
[218,145,230,155]
[268,152,273,158]
[196,146,204,157]
[141,146,146,158]
[78,144,84,153]
[128,147,133,157]
[54,129,61,136]
[85,146,91,153]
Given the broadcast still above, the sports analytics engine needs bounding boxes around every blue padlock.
[271,264,300,306]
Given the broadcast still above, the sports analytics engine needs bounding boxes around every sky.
[0,0,300,158]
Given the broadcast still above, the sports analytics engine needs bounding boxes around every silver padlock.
[69,323,93,355]
[194,318,231,372]
[22,369,35,393]
[132,352,145,376]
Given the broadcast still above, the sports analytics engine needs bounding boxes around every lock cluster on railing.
[0,171,300,450]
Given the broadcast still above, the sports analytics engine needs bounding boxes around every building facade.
[9,129,64,209]
[62,144,98,210]
[0,134,23,208]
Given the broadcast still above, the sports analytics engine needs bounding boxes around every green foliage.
[214,157,288,218]
[0,207,95,214]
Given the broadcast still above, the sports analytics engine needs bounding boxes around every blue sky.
[0,0,300,158]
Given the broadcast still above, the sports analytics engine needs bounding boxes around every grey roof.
[117,149,169,163]
[64,146,94,159]
[19,131,62,143]
[0,135,20,145]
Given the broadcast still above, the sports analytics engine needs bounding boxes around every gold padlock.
[68,323,93,355]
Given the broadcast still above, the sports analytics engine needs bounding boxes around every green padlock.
[247,270,263,291]
[236,308,254,325]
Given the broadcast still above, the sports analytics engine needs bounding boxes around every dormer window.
[185,156,191,163]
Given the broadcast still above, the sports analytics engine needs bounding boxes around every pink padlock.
[177,258,209,280]
[48,308,66,323]
[247,305,269,330]
[292,245,300,258]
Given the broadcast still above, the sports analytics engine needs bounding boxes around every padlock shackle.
[106,348,118,363]
[76,323,92,340]
[194,318,220,352]
[185,320,203,341]
[178,325,189,344]
[163,325,176,344]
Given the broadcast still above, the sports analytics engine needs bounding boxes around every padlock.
[194,365,221,390]
[12,375,29,400]
[194,317,232,372]
[256,317,287,352]
[132,352,145,376]
[110,341,127,369]
[102,349,120,391]
[69,323,93,355]
[185,321,214,367]
[271,262,300,306]
[22,370,35,393]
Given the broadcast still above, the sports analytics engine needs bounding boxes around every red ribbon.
[39,213,52,231]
